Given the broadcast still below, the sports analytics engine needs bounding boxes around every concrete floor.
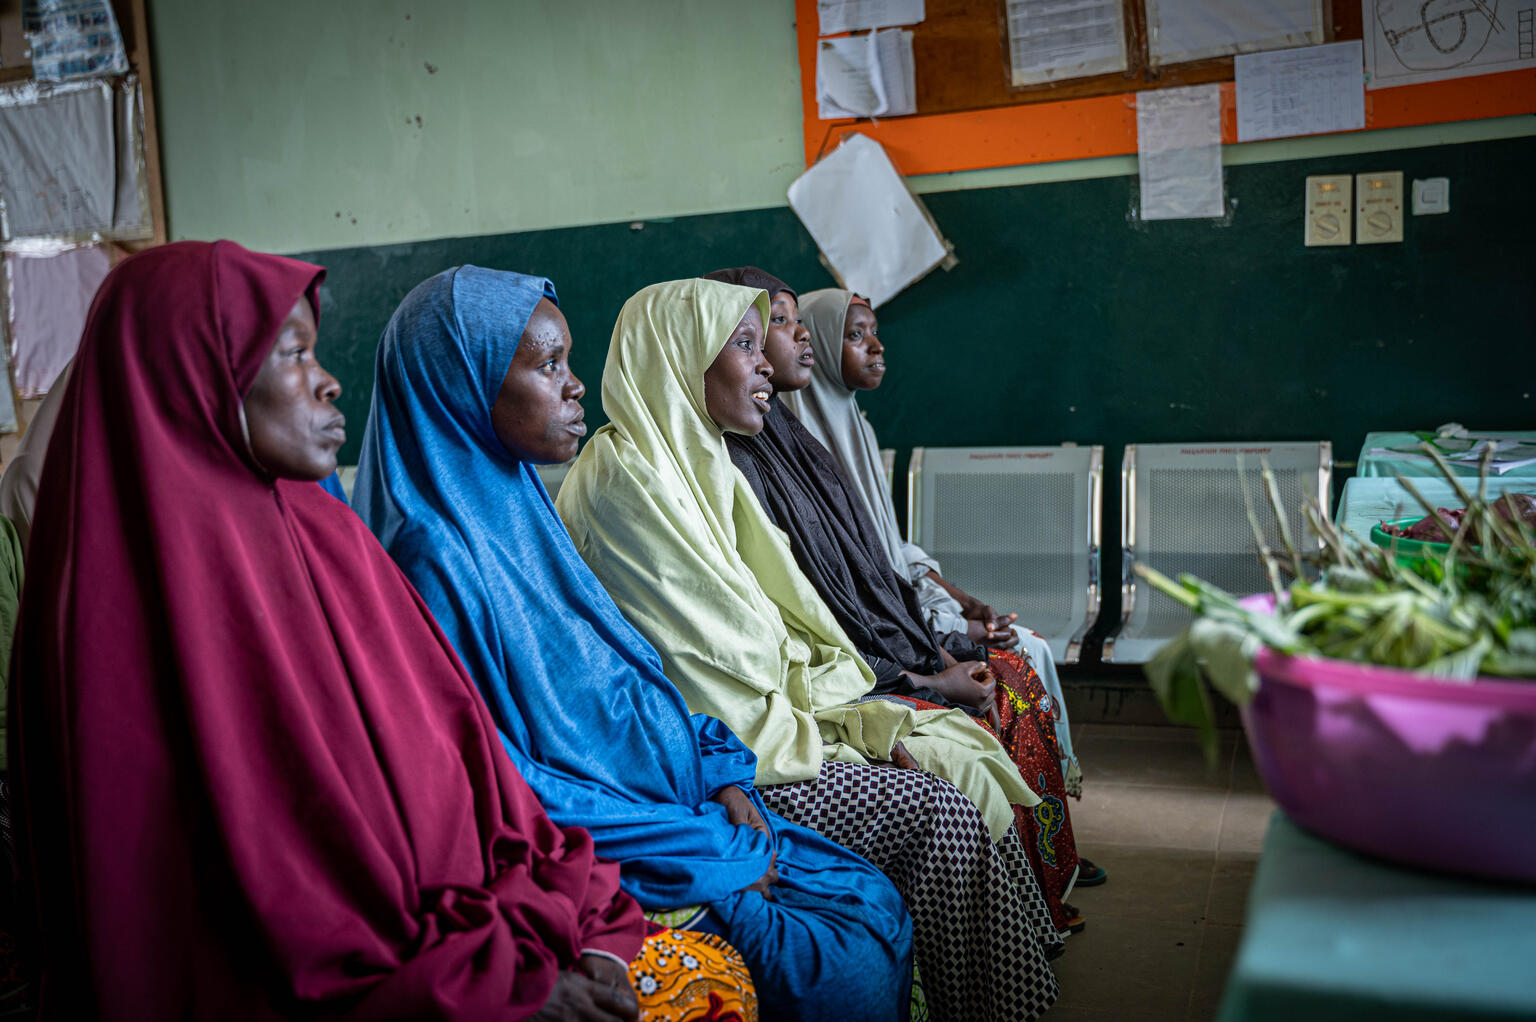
[1047,723,1275,1021]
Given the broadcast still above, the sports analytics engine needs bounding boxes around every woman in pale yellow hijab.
[558,278,1065,1021]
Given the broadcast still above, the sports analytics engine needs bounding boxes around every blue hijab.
[352,267,774,909]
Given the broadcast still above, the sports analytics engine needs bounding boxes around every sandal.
[1076,858,1108,887]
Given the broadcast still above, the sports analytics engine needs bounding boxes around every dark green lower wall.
[296,133,1536,655]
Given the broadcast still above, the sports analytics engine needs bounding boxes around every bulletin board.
[0,0,166,245]
[796,0,1536,175]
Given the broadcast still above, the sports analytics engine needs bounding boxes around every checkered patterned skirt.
[759,761,1061,1022]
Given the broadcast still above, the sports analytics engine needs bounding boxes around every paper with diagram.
[1364,0,1536,88]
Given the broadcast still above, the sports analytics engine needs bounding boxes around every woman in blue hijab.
[353,266,914,1022]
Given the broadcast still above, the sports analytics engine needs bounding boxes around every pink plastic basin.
[1238,596,1536,883]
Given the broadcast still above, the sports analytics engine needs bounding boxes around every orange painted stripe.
[795,0,1536,175]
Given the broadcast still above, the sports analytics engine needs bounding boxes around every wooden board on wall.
[796,0,1536,173]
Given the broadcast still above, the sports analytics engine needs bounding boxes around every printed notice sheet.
[1364,0,1536,89]
[1005,0,1128,86]
[1235,40,1365,141]
[818,0,924,35]
[817,29,916,119]
[787,133,949,308]
[1137,84,1225,220]
[1146,0,1324,65]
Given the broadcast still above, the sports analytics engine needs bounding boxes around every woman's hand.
[742,851,780,900]
[965,613,1020,649]
[711,787,778,898]
[889,741,920,771]
[917,662,997,711]
[532,963,639,1021]
[710,785,770,836]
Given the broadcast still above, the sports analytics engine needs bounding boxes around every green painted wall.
[295,134,1536,651]
[147,0,806,252]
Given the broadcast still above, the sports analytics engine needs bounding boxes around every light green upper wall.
[148,0,808,252]
[148,0,1534,252]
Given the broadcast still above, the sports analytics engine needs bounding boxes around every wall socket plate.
[1412,177,1450,215]
[1356,171,1404,244]
[1304,174,1352,246]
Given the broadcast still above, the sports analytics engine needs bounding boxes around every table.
[1335,475,1535,540]
[1218,812,1536,1022]
[1356,430,1536,479]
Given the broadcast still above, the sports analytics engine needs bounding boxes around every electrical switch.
[1356,171,1404,244]
[1304,175,1352,247]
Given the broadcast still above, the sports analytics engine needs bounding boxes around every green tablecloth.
[1218,813,1536,1022]
[1357,430,1536,478]
[1335,475,1535,540]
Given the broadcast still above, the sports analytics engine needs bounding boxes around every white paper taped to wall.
[1137,84,1225,220]
[816,29,916,119]
[787,134,949,308]
[1236,40,1365,141]
[818,0,925,36]
[1146,0,1324,66]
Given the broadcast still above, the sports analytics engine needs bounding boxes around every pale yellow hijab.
[558,279,1035,838]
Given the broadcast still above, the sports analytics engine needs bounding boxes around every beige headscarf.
[557,279,1034,838]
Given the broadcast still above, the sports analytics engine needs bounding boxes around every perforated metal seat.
[1103,441,1333,664]
[907,445,1103,663]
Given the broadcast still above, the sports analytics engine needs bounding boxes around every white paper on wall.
[1005,0,1128,86]
[818,0,925,35]
[1137,84,1225,220]
[1235,40,1365,142]
[0,80,116,238]
[816,29,916,119]
[787,133,950,308]
[1146,0,1324,66]
[1364,0,1536,89]
[6,243,108,397]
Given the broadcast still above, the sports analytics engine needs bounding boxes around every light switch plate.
[1305,174,1352,246]
[1412,177,1450,215]
[1356,171,1404,244]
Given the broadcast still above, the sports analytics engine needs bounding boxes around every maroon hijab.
[9,241,642,1019]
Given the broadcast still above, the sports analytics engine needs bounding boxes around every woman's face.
[703,305,772,435]
[490,298,587,464]
[761,291,815,393]
[839,303,885,391]
[243,297,345,480]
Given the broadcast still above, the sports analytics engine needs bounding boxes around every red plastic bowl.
[1238,596,1536,883]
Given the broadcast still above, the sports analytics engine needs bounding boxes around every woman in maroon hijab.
[6,241,651,1020]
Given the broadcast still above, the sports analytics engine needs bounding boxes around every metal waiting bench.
[1103,441,1333,664]
[907,444,1103,664]
[535,459,575,499]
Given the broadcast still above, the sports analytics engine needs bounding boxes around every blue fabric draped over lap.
[351,264,911,1022]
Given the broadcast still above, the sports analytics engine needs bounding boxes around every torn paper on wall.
[1235,40,1365,141]
[22,0,127,81]
[817,28,916,119]
[818,0,925,35]
[1137,84,1225,220]
[787,133,950,308]
[5,243,108,397]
